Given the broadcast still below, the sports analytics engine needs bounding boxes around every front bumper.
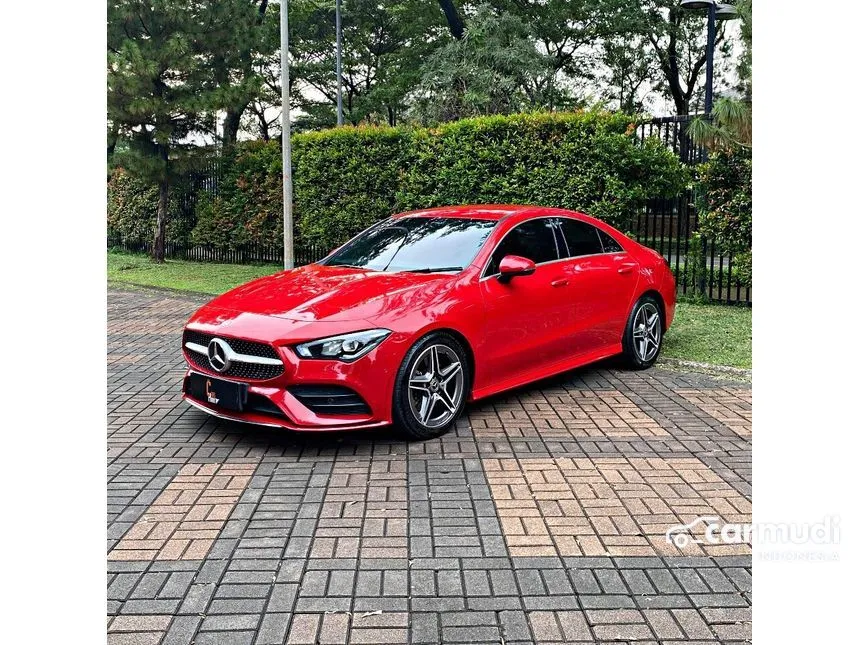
[181,330,409,431]
[182,386,390,431]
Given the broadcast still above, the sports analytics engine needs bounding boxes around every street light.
[715,3,739,20]
[680,0,738,115]
[280,0,294,269]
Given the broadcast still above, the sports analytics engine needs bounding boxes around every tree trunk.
[222,109,244,147]
[153,178,168,263]
[438,0,465,40]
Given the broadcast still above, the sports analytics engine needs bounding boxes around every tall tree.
[211,1,275,146]
[108,0,229,261]
[636,0,731,115]
[495,0,639,106]
[267,0,446,128]
[415,4,552,123]
[600,35,657,114]
[437,0,465,39]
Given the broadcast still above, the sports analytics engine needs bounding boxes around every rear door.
[479,218,571,384]
[554,218,640,355]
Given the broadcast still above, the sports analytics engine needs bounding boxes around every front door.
[478,218,571,386]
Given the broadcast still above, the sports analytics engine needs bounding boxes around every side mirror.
[498,255,536,283]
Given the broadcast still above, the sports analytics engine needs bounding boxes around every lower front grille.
[245,393,288,419]
[289,385,371,416]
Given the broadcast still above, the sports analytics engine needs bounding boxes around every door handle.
[617,263,637,275]
[551,278,569,287]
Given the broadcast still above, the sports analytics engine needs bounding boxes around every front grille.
[183,330,284,381]
[289,385,371,416]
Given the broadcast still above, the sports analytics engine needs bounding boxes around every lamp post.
[336,0,343,126]
[679,1,738,116]
[280,0,294,270]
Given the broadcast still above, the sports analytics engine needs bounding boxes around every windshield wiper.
[404,266,464,273]
[327,263,374,270]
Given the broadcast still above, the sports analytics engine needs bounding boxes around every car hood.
[201,263,457,324]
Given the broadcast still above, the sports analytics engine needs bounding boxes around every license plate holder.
[186,373,248,411]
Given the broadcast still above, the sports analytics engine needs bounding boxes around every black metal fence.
[633,115,751,305]
[108,236,327,267]
[108,115,750,304]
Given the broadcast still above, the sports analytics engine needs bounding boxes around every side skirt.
[470,343,623,401]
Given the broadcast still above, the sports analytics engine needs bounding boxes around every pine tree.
[107,0,260,261]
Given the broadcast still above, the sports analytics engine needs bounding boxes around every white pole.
[280,0,294,270]
[336,0,343,126]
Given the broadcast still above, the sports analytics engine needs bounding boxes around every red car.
[182,205,675,439]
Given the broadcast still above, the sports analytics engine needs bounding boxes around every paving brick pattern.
[109,463,256,561]
[108,288,752,644]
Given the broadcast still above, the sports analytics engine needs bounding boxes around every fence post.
[697,235,708,298]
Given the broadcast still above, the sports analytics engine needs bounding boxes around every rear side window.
[486,219,559,275]
[597,229,623,253]
[556,218,603,257]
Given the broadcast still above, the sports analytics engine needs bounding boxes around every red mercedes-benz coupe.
[182,205,675,439]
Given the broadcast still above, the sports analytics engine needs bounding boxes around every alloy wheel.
[407,344,465,429]
[632,302,661,362]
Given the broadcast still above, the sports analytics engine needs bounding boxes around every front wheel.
[392,332,470,440]
[621,295,664,369]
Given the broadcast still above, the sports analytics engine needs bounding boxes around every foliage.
[687,98,752,150]
[106,0,752,146]
[600,35,658,114]
[696,146,752,286]
[398,112,688,228]
[189,111,688,250]
[107,169,190,242]
[413,5,554,123]
[687,1,752,151]
[262,0,447,130]
[633,1,734,115]
[736,0,752,97]
[107,0,268,258]
[211,1,276,145]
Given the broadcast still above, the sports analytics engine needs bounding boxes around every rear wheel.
[392,332,470,440]
[622,295,664,369]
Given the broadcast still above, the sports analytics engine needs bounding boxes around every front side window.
[322,217,496,272]
[485,219,559,276]
[556,218,604,257]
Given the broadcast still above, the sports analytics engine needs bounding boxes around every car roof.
[392,204,587,222]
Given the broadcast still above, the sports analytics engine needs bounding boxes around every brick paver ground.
[108,287,752,644]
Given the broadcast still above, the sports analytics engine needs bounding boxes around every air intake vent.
[288,385,371,416]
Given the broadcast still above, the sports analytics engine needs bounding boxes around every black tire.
[392,331,471,440]
[621,294,665,370]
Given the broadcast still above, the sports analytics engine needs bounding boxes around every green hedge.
[109,111,690,251]
[396,112,688,230]
[107,169,190,242]
[697,147,752,287]
[190,111,689,249]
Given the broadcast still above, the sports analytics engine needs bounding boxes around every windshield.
[321,217,497,273]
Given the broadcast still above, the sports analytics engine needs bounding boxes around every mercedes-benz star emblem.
[207,338,232,373]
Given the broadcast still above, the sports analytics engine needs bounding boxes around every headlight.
[294,329,391,362]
